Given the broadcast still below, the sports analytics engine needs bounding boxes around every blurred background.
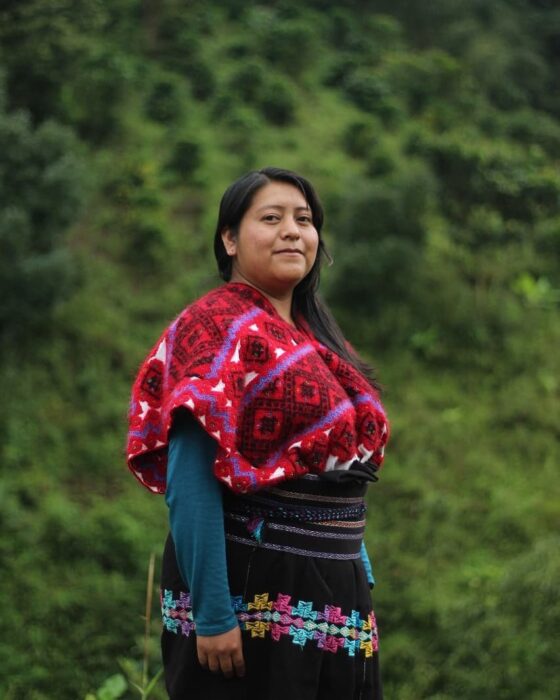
[0,1,559,698]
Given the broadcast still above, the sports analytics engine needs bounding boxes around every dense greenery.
[1,1,558,698]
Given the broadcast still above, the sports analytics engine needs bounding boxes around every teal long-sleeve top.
[166,411,237,636]
[165,411,375,637]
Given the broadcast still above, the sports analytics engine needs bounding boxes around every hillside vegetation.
[0,1,559,698]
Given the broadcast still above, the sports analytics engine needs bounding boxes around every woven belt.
[223,474,367,560]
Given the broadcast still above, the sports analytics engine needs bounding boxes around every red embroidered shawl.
[127,283,389,494]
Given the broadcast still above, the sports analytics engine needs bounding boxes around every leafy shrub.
[227,60,268,103]
[442,538,560,699]
[187,58,217,101]
[365,145,397,177]
[384,49,463,113]
[502,109,560,156]
[125,219,172,272]
[0,109,86,338]
[343,67,405,123]
[256,19,320,76]
[341,119,380,159]
[413,130,560,222]
[166,140,202,183]
[0,1,129,142]
[322,54,363,89]
[144,79,183,123]
[328,166,433,316]
[61,45,133,142]
[257,75,297,126]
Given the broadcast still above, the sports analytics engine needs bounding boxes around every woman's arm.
[166,411,244,677]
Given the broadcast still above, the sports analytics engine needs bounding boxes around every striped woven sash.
[222,474,367,560]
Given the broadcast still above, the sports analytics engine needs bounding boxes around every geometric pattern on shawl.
[127,283,389,494]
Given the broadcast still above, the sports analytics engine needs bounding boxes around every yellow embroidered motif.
[248,593,273,611]
[246,620,271,638]
[360,639,374,658]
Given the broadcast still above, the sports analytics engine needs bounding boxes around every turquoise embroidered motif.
[161,590,378,657]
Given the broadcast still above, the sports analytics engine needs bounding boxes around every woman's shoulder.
[174,282,273,340]
[168,287,228,356]
[174,284,241,333]
[177,285,226,319]
[170,283,268,364]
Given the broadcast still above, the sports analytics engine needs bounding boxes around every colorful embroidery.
[161,590,379,657]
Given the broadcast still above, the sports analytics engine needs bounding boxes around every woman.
[127,167,389,699]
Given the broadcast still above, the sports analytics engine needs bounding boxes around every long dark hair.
[213,167,379,390]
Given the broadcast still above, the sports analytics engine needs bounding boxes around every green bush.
[442,538,560,699]
[256,18,321,76]
[144,79,183,123]
[0,109,86,338]
[166,140,202,183]
[341,119,380,159]
[258,75,297,126]
[226,60,268,103]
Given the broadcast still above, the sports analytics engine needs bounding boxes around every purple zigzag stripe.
[231,455,257,486]
[208,307,261,379]
[242,344,313,406]
[355,393,386,416]
[169,383,256,485]
[129,419,162,440]
[170,383,235,436]
[263,399,353,469]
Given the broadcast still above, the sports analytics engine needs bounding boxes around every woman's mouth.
[274,249,303,255]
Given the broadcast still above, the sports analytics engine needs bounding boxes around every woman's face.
[222,181,319,298]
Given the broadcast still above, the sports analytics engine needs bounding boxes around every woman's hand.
[197,625,245,679]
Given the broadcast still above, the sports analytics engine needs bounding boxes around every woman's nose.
[281,217,301,238]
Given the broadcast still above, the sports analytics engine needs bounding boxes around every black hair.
[213,167,379,390]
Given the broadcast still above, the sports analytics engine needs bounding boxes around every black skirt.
[160,475,383,700]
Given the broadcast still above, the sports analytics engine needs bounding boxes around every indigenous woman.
[126,167,390,699]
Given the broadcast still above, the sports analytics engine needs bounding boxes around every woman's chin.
[271,272,308,292]
[272,263,310,285]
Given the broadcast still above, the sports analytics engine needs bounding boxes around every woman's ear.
[221,228,237,257]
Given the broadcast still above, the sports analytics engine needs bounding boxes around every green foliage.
[0,1,134,141]
[257,74,297,126]
[1,1,559,698]
[0,104,87,338]
[86,673,127,700]
[224,60,297,125]
[227,59,268,103]
[442,537,560,698]
[144,79,183,124]
[165,140,203,184]
[343,67,404,123]
[254,15,322,76]
[329,163,435,318]
[341,118,380,159]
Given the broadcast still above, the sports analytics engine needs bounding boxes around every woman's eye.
[298,216,312,224]
[263,214,279,222]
